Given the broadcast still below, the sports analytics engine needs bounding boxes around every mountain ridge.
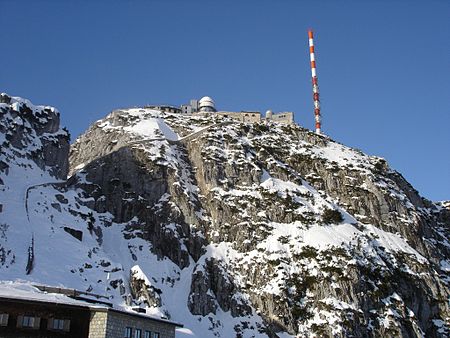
[0,93,448,337]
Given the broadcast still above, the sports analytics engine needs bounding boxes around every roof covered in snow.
[0,281,183,327]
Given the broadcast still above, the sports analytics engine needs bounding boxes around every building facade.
[143,96,295,125]
[0,294,181,338]
[181,99,198,114]
[89,309,176,338]
[181,96,295,125]
[266,110,294,124]
[0,297,91,338]
[144,105,181,114]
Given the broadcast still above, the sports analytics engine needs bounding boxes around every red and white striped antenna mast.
[308,29,321,134]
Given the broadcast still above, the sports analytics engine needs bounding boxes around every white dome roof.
[199,96,214,103]
[198,96,215,107]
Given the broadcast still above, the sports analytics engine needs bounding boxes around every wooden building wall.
[0,298,91,338]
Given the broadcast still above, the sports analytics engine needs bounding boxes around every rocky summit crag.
[0,93,449,337]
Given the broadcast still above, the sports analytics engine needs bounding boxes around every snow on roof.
[0,281,183,327]
[0,281,95,307]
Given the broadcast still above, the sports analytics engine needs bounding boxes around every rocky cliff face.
[0,93,69,180]
[1,95,449,337]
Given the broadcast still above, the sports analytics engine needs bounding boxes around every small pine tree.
[321,208,343,224]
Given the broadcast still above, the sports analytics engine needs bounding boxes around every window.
[22,316,34,327]
[153,333,160,338]
[17,315,40,329]
[145,331,151,338]
[125,327,133,338]
[48,318,70,332]
[53,319,64,330]
[0,313,8,326]
[135,328,142,338]
[23,315,34,327]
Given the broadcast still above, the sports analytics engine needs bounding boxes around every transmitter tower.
[308,29,321,134]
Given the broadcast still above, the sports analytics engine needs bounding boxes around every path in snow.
[126,120,233,146]
[24,180,65,274]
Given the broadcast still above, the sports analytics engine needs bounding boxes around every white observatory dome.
[198,96,216,112]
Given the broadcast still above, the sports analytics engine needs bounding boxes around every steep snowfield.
[1,96,448,337]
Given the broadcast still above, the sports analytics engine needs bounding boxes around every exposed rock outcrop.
[67,108,449,337]
[0,93,69,179]
[1,97,448,337]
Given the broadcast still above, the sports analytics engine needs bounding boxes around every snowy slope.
[1,95,449,337]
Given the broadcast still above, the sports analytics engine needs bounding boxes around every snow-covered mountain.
[0,93,449,337]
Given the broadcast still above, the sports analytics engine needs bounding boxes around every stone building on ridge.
[181,96,295,125]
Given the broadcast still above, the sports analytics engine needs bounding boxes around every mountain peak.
[1,97,449,337]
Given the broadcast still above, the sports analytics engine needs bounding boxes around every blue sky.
[1,0,449,201]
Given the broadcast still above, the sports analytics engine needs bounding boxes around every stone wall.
[88,311,108,338]
[269,111,294,124]
[89,309,176,338]
[194,110,295,125]
[202,111,262,123]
